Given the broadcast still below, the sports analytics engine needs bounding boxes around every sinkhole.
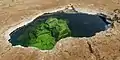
[8,8,111,50]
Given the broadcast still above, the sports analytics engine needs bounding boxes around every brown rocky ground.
[0,0,120,60]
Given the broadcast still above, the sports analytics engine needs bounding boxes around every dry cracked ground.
[0,0,120,60]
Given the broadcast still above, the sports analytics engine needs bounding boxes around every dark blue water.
[34,12,110,37]
[9,12,110,46]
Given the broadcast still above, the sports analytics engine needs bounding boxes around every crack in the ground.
[86,41,100,60]
[87,41,94,53]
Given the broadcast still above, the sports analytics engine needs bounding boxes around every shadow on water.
[9,12,110,46]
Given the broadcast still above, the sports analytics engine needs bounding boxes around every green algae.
[9,17,71,50]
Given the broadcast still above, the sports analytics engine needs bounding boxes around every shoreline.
[4,5,101,40]
[3,5,105,52]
